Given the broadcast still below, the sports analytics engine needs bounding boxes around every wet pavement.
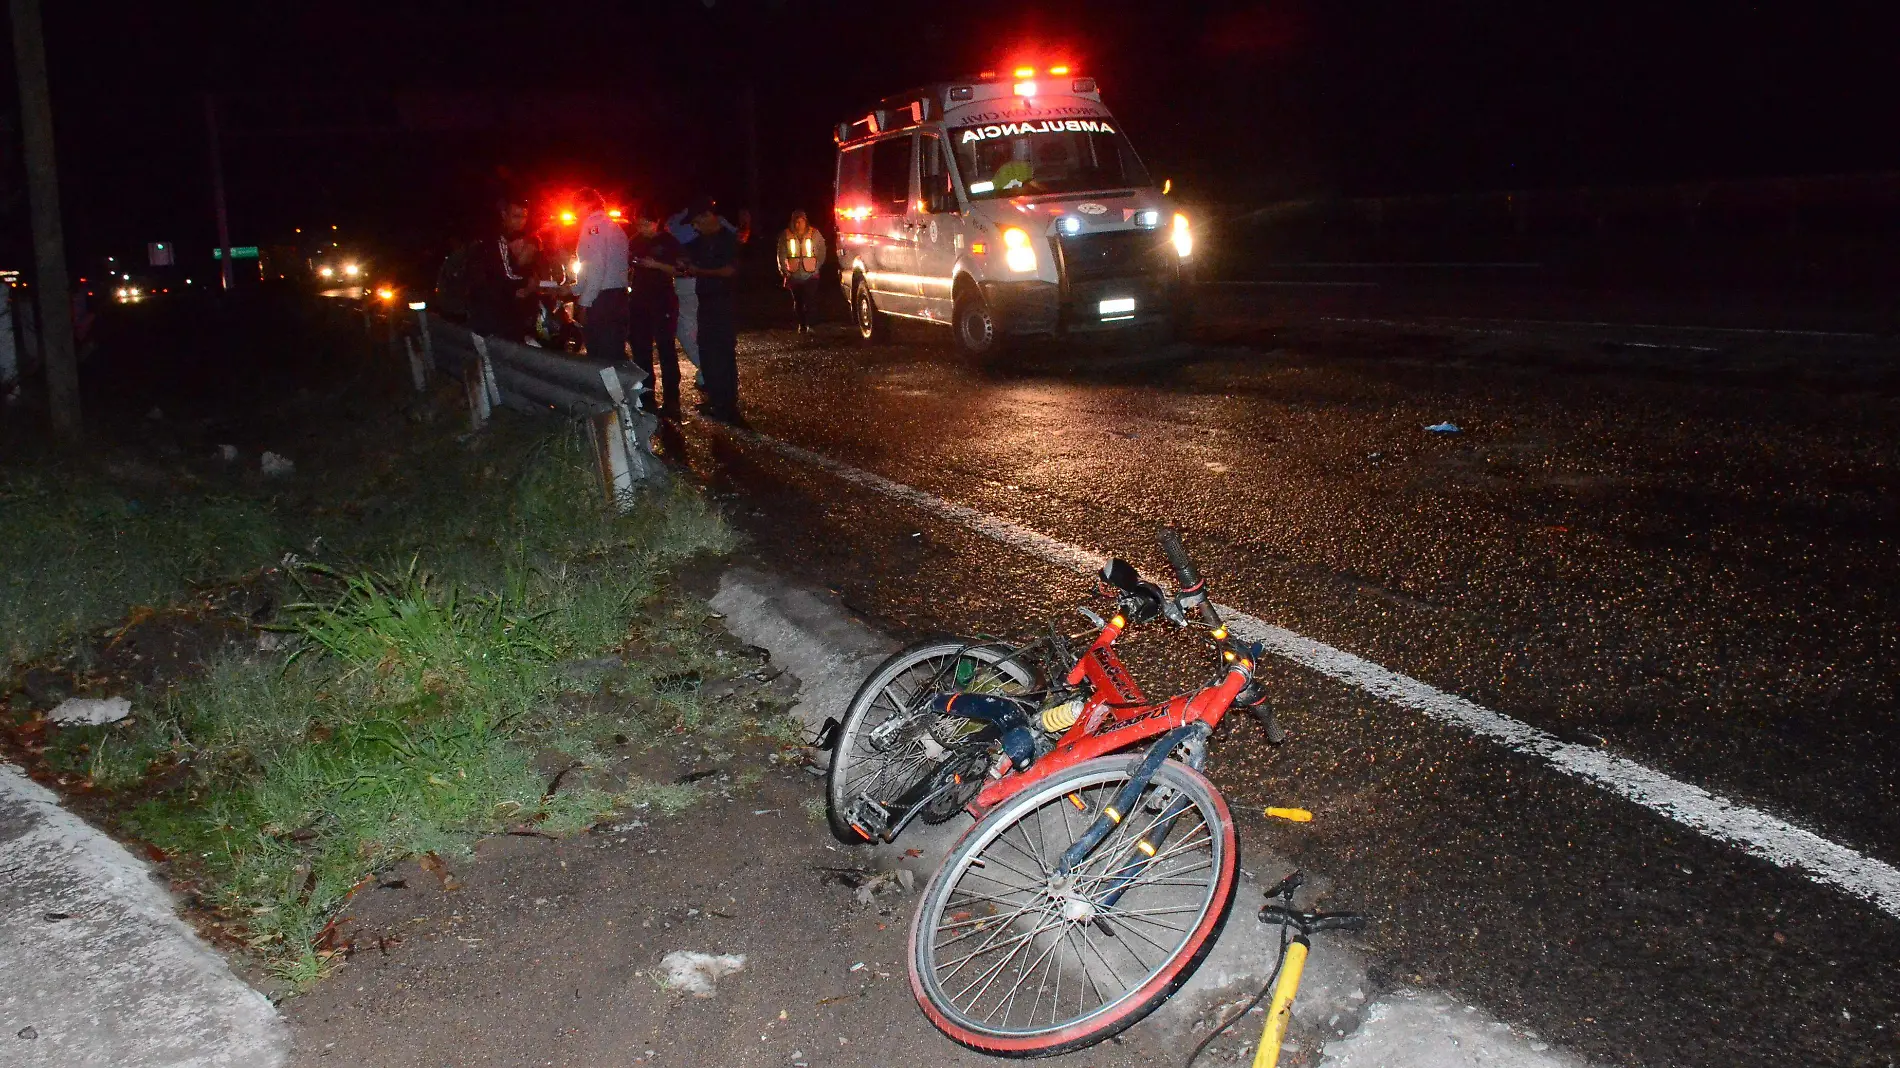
[657,291,1900,1068]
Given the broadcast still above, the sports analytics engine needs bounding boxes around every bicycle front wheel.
[908,756,1238,1057]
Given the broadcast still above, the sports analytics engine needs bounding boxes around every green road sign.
[212,246,260,260]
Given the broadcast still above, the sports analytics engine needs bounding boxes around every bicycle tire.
[908,756,1238,1057]
[825,639,1038,844]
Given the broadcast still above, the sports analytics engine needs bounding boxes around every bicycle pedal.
[845,796,893,843]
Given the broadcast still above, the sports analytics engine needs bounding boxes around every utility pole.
[204,94,233,291]
[8,0,79,441]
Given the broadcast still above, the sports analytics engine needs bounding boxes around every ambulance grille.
[1057,229,1171,283]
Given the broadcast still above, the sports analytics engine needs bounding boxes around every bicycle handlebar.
[1158,527,1223,628]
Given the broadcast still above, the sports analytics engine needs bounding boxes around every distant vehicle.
[310,248,367,290]
[834,64,1193,356]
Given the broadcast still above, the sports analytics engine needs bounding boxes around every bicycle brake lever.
[1267,871,1304,902]
[1075,606,1108,629]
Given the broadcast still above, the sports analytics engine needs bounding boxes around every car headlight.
[1002,226,1037,273]
[318,266,334,278]
[1172,213,1193,259]
[342,263,360,278]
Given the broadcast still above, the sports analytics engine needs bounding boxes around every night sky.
[0,0,1892,268]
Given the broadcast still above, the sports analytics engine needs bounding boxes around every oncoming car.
[834,65,1191,355]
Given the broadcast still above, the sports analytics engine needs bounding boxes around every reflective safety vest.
[783,232,819,277]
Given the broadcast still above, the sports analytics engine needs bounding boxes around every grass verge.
[18,420,750,987]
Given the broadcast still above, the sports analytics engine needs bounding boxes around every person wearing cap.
[680,197,743,423]
[775,210,827,335]
[573,189,630,363]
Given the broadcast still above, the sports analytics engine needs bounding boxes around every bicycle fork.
[1055,721,1212,911]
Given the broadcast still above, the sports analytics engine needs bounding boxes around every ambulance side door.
[911,133,962,322]
[866,133,921,314]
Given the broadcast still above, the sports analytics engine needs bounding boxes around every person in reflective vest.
[775,210,829,335]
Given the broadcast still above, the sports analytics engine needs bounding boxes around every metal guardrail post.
[416,308,436,371]
[403,337,427,392]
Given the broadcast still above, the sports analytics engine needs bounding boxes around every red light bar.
[1014,66,1036,78]
[1048,65,1071,75]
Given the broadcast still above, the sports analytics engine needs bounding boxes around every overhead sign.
[212,246,260,260]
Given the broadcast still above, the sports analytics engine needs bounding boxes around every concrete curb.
[707,564,1593,1067]
[0,764,286,1068]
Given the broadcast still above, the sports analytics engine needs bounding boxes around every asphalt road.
[658,286,1900,1068]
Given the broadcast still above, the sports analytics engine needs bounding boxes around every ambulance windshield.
[952,121,1151,200]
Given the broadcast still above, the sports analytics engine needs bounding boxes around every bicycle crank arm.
[1056,721,1212,875]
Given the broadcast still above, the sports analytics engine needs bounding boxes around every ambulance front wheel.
[953,286,1004,358]
[854,279,891,344]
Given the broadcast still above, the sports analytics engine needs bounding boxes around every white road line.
[1320,314,1880,341]
[737,427,1900,920]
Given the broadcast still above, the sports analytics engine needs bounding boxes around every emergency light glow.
[1172,213,1193,258]
[1002,226,1036,273]
[376,287,395,302]
[837,205,873,221]
[1013,66,1035,78]
[968,181,995,194]
[1137,210,1161,227]
[1013,81,1038,97]
[407,301,427,310]
[607,208,623,219]
[1048,65,1071,75]
[570,259,582,277]
[1060,216,1082,235]
[1099,297,1136,316]
[559,211,577,225]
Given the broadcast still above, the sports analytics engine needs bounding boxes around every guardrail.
[400,308,664,506]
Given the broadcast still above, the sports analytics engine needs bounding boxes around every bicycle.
[823,528,1290,1055]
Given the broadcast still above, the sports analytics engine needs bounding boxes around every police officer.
[680,197,742,424]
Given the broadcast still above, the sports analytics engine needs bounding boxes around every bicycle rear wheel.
[825,639,1038,843]
[908,756,1237,1057]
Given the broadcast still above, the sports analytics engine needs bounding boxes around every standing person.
[467,197,532,338]
[667,202,743,386]
[574,189,630,363]
[680,197,742,424]
[629,209,683,414]
[775,210,827,334]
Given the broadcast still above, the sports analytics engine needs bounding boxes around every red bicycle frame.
[970,618,1253,813]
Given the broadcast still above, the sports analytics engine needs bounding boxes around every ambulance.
[833,65,1191,355]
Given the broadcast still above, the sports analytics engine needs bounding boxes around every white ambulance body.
[834,68,1192,355]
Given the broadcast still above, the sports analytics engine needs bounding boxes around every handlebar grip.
[1158,527,1200,590]
[1158,527,1221,626]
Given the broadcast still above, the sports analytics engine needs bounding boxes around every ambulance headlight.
[1137,210,1161,228]
[1002,227,1037,273]
[1059,216,1081,236]
[1171,213,1193,259]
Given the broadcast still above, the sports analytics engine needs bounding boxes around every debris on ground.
[45,696,132,726]
[260,451,296,477]
[658,951,746,997]
[1424,422,1462,434]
